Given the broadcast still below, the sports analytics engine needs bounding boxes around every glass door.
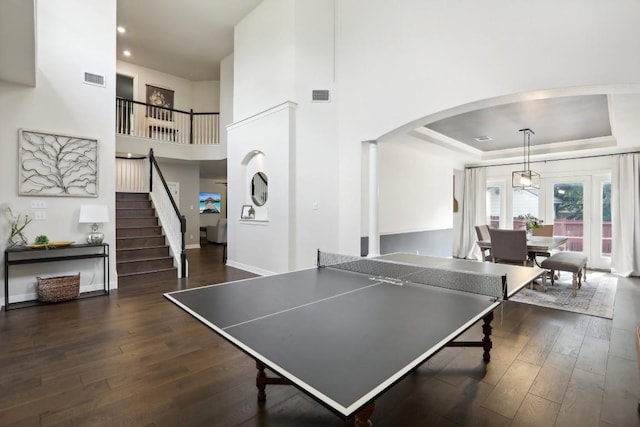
[542,175,610,270]
[591,174,612,270]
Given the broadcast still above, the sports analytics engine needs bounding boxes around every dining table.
[477,235,568,266]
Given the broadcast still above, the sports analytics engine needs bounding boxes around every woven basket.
[37,273,80,303]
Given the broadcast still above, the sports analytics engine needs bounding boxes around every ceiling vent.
[473,135,493,142]
[83,72,106,87]
[312,89,330,102]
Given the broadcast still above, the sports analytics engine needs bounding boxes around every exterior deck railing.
[489,217,612,255]
[116,97,219,145]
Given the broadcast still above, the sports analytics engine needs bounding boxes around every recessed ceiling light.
[117,26,126,34]
[474,136,493,142]
[123,50,131,57]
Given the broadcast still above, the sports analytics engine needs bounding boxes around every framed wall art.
[146,84,174,120]
[18,129,99,197]
[241,204,254,219]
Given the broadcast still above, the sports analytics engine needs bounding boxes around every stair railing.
[148,148,187,278]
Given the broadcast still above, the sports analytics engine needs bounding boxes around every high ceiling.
[116,0,262,81]
[116,1,628,170]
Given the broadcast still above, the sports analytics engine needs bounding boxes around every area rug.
[510,271,618,319]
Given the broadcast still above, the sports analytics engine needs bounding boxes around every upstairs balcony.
[116,97,220,146]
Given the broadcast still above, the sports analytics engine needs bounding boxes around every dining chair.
[488,228,532,266]
[532,224,554,237]
[474,225,492,261]
[531,224,554,262]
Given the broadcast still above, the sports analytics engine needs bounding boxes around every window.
[601,181,611,257]
[486,185,501,228]
[512,188,539,230]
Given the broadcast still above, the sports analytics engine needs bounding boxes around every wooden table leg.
[255,360,290,402]
[354,402,375,426]
[256,361,267,402]
[482,311,494,363]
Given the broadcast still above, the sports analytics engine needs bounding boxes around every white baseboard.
[225,260,274,277]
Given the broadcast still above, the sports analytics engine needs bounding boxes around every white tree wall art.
[19,129,98,197]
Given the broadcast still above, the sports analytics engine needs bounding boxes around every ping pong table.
[164,251,543,425]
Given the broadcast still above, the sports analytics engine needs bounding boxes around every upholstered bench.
[540,252,588,296]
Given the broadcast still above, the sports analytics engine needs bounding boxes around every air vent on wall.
[83,72,106,87]
[312,89,330,102]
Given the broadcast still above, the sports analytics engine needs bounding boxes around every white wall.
[376,136,470,235]
[219,53,234,147]
[228,0,640,272]
[0,0,36,86]
[192,80,220,112]
[0,0,117,305]
[227,103,295,274]
[233,0,295,121]
[229,0,340,271]
[292,0,340,266]
[117,60,219,112]
[336,0,640,255]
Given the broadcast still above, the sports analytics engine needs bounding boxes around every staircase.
[116,192,177,286]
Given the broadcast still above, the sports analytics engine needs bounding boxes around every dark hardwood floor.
[1,243,638,426]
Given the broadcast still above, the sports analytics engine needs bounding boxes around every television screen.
[199,192,221,214]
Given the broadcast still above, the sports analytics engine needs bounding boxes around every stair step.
[117,236,167,248]
[117,226,162,238]
[115,191,181,286]
[116,246,170,262]
[116,217,159,228]
[116,192,150,201]
[116,256,174,274]
[116,200,153,209]
[116,208,156,218]
[118,268,177,286]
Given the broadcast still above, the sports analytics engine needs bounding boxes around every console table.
[4,243,109,311]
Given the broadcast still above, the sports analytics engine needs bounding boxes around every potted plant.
[1,204,31,247]
[517,214,543,237]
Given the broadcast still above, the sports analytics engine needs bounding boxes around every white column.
[367,140,380,257]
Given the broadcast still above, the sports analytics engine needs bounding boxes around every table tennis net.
[318,251,506,300]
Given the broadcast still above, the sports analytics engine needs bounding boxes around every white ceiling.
[116,0,632,172]
[116,0,262,81]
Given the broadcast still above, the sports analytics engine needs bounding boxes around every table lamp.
[79,204,109,244]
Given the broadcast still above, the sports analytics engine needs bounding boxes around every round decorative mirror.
[251,172,268,206]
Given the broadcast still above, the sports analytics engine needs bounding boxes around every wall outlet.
[34,211,47,220]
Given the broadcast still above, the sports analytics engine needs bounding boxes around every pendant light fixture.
[512,128,540,189]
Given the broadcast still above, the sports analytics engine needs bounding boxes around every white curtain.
[454,167,486,259]
[611,153,640,276]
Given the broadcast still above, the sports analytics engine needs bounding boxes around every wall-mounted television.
[199,192,221,214]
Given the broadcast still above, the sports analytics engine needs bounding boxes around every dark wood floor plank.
[574,336,610,375]
[1,246,639,426]
[480,359,541,419]
[529,351,576,403]
[555,368,605,427]
[511,393,560,427]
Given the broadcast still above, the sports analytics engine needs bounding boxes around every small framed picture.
[241,204,254,219]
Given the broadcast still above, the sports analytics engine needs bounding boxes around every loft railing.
[116,97,219,145]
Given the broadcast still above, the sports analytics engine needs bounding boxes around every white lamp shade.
[79,204,109,224]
